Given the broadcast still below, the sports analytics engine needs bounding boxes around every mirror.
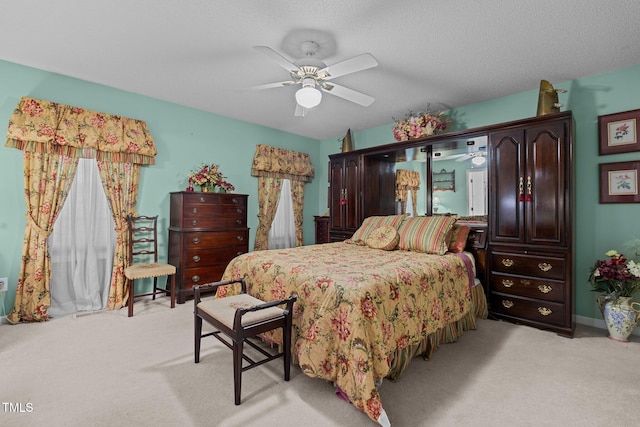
[395,134,488,216]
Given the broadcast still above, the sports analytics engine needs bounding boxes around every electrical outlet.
[0,277,8,292]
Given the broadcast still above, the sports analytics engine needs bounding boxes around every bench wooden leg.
[233,339,243,405]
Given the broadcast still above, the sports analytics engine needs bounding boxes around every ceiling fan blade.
[321,82,375,107]
[249,80,297,90]
[319,53,378,80]
[253,46,300,74]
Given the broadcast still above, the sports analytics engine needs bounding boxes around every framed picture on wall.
[598,108,640,155]
[599,161,640,203]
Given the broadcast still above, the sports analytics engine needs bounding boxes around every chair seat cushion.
[198,294,284,329]
[124,263,176,279]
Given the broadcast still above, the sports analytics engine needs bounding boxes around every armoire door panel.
[490,129,525,243]
[526,123,566,245]
[344,157,360,231]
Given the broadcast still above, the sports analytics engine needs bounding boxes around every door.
[489,119,568,246]
[466,168,487,216]
[490,128,525,243]
[525,121,567,246]
[329,155,360,233]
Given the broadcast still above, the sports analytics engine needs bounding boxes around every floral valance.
[5,96,156,164]
[396,169,421,190]
[251,144,314,182]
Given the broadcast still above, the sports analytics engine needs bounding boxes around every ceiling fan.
[250,41,378,116]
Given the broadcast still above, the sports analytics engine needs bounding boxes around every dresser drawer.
[491,273,565,302]
[180,213,246,229]
[180,265,229,290]
[490,293,565,326]
[183,246,247,268]
[182,230,249,249]
[490,251,565,280]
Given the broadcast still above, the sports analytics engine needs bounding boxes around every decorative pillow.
[448,224,472,253]
[346,214,408,245]
[365,225,400,251]
[397,215,457,255]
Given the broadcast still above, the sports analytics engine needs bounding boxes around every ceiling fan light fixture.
[472,155,486,165]
[295,84,322,109]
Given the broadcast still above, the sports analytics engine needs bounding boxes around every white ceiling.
[2,0,639,141]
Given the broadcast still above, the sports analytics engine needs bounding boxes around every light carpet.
[1,297,638,427]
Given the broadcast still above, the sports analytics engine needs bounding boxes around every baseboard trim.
[575,314,640,337]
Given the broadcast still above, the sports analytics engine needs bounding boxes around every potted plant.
[589,248,640,341]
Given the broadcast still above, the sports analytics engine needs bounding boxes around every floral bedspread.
[218,242,473,424]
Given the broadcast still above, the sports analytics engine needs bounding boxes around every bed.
[216,214,487,425]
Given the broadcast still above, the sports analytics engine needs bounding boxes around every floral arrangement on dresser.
[187,163,235,192]
[392,106,450,141]
[589,249,640,302]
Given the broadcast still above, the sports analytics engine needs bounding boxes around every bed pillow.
[448,224,472,253]
[397,215,457,255]
[346,214,407,245]
[365,225,400,251]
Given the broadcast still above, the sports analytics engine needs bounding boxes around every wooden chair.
[194,278,297,405]
[124,215,176,317]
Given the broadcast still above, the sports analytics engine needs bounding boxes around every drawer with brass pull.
[489,293,565,326]
[490,251,565,280]
[491,273,564,302]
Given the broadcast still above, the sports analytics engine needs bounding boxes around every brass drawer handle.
[191,220,197,226]
[191,275,200,283]
[501,258,514,267]
[502,279,514,288]
[236,219,242,225]
[538,262,552,272]
[502,300,514,309]
[538,284,552,294]
[192,208,198,214]
[232,198,239,204]
[237,208,243,214]
[538,307,552,316]
[199,196,206,203]
[192,255,201,263]
[192,237,201,244]
[521,279,530,286]
[237,235,244,241]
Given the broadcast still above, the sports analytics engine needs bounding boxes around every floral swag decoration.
[589,249,640,303]
[187,163,235,192]
[392,106,450,141]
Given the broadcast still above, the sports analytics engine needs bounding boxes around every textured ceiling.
[1,0,640,140]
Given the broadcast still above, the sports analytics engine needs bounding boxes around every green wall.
[320,64,640,326]
[2,57,640,329]
[0,60,321,316]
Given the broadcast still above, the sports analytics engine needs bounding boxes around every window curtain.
[396,169,420,216]
[4,96,155,322]
[48,159,116,317]
[251,144,314,250]
[268,179,296,249]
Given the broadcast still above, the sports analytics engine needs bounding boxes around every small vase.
[598,296,640,342]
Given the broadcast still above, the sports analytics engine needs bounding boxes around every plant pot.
[597,295,640,342]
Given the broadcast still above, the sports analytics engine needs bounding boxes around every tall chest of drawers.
[168,191,249,304]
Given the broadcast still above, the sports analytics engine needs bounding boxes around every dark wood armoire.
[326,111,574,337]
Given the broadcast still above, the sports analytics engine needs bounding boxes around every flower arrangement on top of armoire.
[187,163,235,192]
[392,105,450,141]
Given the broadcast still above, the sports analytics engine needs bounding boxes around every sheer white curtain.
[406,191,414,216]
[268,179,296,249]
[48,159,116,317]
